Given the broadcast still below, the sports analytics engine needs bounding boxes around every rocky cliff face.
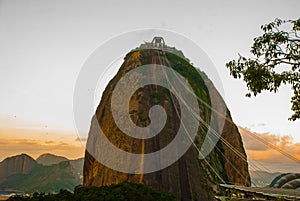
[83,48,250,200]
[0,154,37,183]
[0,154,84,193]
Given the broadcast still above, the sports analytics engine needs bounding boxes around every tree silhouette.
[7,181,177,201]
[226,18,300,120]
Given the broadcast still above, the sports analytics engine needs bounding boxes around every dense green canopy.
[7,182,177,201]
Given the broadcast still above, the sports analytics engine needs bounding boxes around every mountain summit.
[36,153,68,166]
[0,154,83,193]
[83,38,250,200]
[0,154,36,183]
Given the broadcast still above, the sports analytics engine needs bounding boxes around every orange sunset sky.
[0,127,85,161]
[1,119,299,173]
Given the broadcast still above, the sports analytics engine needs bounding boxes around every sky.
[0,0,299,170]
[239,127,300,173]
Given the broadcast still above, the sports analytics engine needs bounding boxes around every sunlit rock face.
[83,48,250,200]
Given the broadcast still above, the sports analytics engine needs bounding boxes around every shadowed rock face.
[83,49,250,200]
[0,154,84,193]
[0,154,37,183]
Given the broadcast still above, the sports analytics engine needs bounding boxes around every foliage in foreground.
[7,181,177,201]
[226,18,300,121]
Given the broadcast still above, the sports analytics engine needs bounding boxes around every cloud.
[0,127,86,161]
[75,137,87,142]
[0,138,84,162]
[239,126,300,164]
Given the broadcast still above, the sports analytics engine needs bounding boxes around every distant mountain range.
[36,153,69,166]
[0,153,294,194]
[0,153,83,193]
[249,170,281,187]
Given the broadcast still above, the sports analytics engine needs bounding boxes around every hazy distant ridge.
[0,153,83,193]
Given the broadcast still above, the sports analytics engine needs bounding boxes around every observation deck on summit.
[151,37,166,48]
[139,36,167,49]
[137,36,186,59]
